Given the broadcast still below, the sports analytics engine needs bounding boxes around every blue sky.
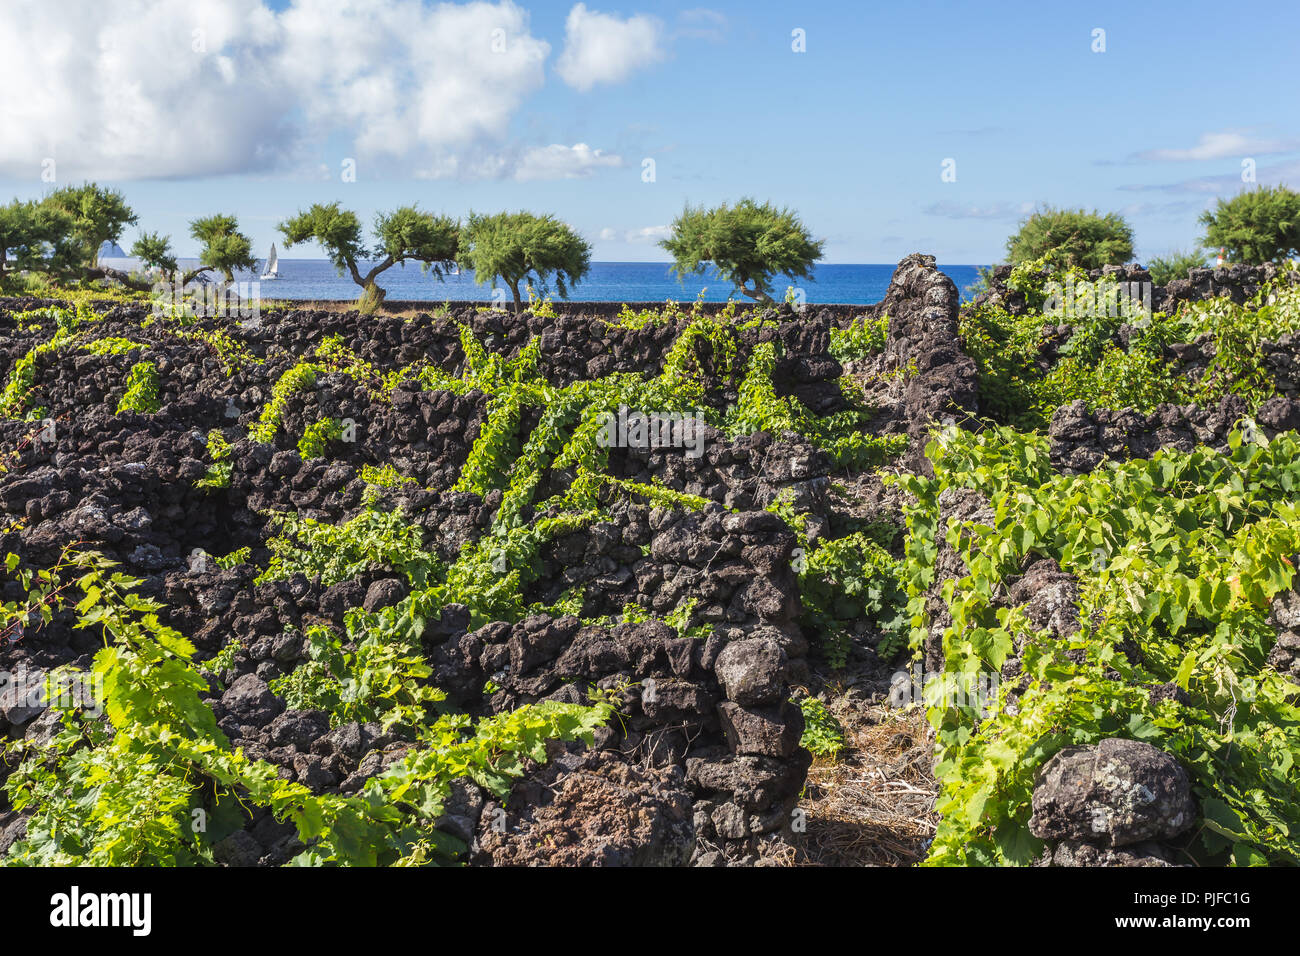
[2,0,1297,264]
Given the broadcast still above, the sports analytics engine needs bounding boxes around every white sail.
[261,243,279,279]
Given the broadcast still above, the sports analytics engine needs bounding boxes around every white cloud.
[276,0,549,161]
[1120,158,1300,195]
[625,224,670,241]
[0,0,621,182]
[1136,130,1300,162]
[412,142,622,181]
[555,3,664,92]
[597,224,670,242]
[0,0,286,180]
[513,142,622,180]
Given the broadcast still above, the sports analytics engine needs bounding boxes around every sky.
[1,0,1298,265]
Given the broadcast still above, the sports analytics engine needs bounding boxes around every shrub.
[458,211,590,313]
[1199,185,1300,263]
[660,198,823,303]
[1147,248,1207,285]
[1005,205,1133,270]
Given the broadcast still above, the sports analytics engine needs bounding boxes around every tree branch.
[363,255,396,286]
[80,265,153,292]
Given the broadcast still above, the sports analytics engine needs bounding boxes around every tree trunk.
[351,257,394,315]
[509,279,522,313]
[358,281,386,314]
[81,265,153,292]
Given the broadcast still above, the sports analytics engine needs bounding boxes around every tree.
[1199,185,1300,264]
[458,211,590,312]
[0,199,74,278]
[279,202,459,313]
[189,214,255,284]
[129,231,178,283]
[1004,205,1133,270]
[43,182,137,269]
[659,198,824,303]
[1147,248,1207,285]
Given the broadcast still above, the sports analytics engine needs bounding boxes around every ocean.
[101,258,987,306]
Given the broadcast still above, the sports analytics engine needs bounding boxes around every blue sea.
[101,258,986,306]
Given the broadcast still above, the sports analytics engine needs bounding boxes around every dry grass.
[772,701,940,867]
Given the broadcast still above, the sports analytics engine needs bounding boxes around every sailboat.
[260,243,280,280]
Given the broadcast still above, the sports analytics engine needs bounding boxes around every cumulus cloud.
[596,224,669,242]
[0,0,624,182]
[513,142,622,180]
[555,3,664,91]
[275,0,549,160]
[625,224,670,241]
[1135,130,1300,162]
[0,0,286,180]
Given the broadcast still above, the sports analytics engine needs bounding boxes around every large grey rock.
[710,801,749,840]
[310,720,386,760]
[1007,558,1080,639]
[363,577,407,613]
[1029,738,1196,847]
[0,668,46,726]
[0,813,29,856]
[877,253,979,468]
[713,637,786,705]
[220,673,283,726]
[717,700,803,758]
[267,709,330,749]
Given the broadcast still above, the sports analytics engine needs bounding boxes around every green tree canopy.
[279,202,459,312]
[189,214,255,284]
[44,182,137,268]
[129,231,178,283]
[1147,248,1208,285]
[1199,185,1300,263]
[659,198,824,303]
[1004,205,1133,270]
[458,210,590,312]
[0,199,74,277]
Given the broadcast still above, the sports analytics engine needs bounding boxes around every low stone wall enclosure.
[1,254,1295,867]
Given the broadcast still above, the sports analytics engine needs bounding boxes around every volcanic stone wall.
[0,285,903,865]
[973,261,1299,318]
[1047,395,1300,474]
